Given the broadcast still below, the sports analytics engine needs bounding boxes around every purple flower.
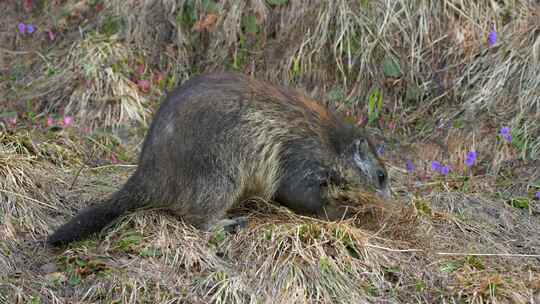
[499,127,512,143]
[431,161,441,172]
[536,192,540,200]
[431,160,450,176]
[376,145,385,156]
[465,151,477,168]
[18,23,26,34]
[439,166,450,176]
[27,24,35,34]
[406,160,414,173]
[487,30,497,47]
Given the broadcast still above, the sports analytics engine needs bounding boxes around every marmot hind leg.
[170,175,248,232]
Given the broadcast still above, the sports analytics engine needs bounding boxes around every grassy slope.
[1,0,539,303]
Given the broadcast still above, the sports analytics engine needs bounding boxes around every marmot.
[47,72,390,245]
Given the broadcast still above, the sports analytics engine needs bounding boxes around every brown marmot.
[47,72,390,245]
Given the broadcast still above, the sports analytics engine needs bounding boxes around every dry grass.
[11,33,148,131]
[64,34,148,129]
[5,0,538,156]
[1,148,539,302]
[0,128,139,241]
[0,135,65,238]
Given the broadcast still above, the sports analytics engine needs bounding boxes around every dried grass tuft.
[0,148,61,238]
[19,34,148,130]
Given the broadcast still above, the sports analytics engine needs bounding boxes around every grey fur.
[47,72,390,246]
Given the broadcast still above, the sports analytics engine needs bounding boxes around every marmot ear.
[353,138,371,160]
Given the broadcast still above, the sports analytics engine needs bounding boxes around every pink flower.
[47,29,55,41]
[95,3,104,12]
[46,117,54,127]
[136,64,145,76]
[110,154,119,164]
[62,116,73,127]
[137,79,151,93]
[7,116,17,126]
[24,0,33,12]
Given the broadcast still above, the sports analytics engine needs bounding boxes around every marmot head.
[320,131,392,221]
[328,127,391,200]
[349,136,390,198]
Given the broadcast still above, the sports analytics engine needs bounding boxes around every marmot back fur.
[48,72,390,245]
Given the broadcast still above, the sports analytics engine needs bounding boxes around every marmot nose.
[376,170,386,185]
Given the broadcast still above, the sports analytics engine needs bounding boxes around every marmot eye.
[376,170,386,185]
